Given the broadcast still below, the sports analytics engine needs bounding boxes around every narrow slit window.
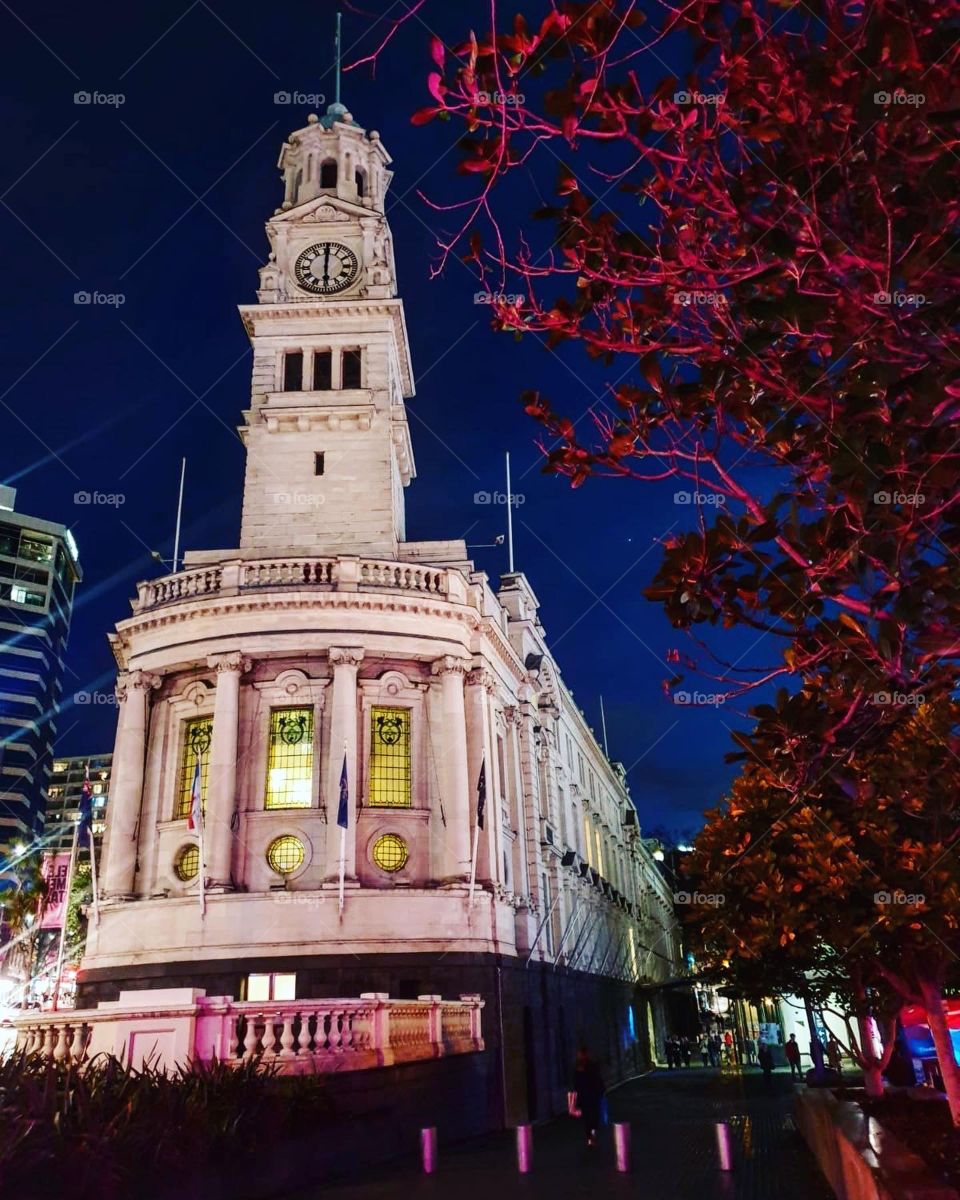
[342,349,362,389]
[355,169,365,198]
[314,452,325,476]
[283,351,303,392]
[313,350,332,390]
[320,159,338,189]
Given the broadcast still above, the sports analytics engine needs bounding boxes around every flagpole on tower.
[334,11,342,108]
[505,452,515,573]
[599,695,610,758]
[172,457,186,574]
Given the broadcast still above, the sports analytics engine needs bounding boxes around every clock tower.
[237,100,415,558]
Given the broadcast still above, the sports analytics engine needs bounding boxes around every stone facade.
[81,100,682,1121]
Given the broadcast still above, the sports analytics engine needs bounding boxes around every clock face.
[294,242,360,296]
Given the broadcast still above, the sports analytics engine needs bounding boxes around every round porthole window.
[175,844,200,881]
[372,833,408,873]
[266,835,305,876]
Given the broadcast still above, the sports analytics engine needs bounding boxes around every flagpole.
[172,456,186,574]
[338,739,347,918]
[468,749,484,909]
[599,695,610,758]
[87,828,100,930]
[505,452,515,573]
[197,810,206,919]
[52,818,80,1012]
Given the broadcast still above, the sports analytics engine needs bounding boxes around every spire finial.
[335,11,342,108]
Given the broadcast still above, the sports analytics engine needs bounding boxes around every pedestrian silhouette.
[574,1048,606,1149]
[785,1034,803,1081]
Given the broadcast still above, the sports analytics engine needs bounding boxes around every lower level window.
[175,844,199,881]
[372,833,408,873]
[246,972,296,1002]
[266,834,305,875]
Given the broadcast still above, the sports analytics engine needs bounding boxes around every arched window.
[355,168,366,198]
[320,159,338,189]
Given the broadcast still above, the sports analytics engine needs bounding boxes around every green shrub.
[0,1050,334,1199]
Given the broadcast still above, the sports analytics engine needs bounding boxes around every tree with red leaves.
[359,0,960,1116]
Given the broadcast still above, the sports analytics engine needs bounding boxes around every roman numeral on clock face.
[294,242,360,295]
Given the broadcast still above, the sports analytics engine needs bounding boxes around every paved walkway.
[306,1066,834,1199]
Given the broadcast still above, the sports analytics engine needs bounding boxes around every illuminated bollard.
[420,1126,437,1174]
[715,1121,734,1171]
[516,1123,533,1173]
[614,1122,631,1172]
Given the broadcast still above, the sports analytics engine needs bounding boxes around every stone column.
[205,653,250,890]
[432,656,471,881]
[466,668,496,884]
[326,648,363,880]
[101,671,159,899]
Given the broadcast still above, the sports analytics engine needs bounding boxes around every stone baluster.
[431,656,472,881]
[242,1015,260,1061]
[326,648,363,880]
[279,1013,297,1059]
[69,1024,86,1062]
[42,1026,56,1061]
[101,671,160,898]
[52,1025,69,1062]
[205,653,250,890]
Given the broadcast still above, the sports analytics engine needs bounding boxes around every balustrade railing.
[134,556,452,612]
[12,992,484,1075]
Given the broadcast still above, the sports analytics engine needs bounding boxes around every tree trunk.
[862,1062,884,1098]
[857,1013,884,1097]
[804,995,826,1078]
[918,976,960,1127]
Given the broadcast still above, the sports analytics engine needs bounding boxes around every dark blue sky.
[0,1,767,837]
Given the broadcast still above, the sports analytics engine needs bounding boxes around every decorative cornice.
[431,654,469,678]
[116,670,161,701]
[329,647,364,668]
[466,667,497,693]
[207,652,251,675]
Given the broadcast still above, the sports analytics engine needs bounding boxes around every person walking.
[785,1033,803,1081]
[826,1037,843,1074]
[743,1035,756,1065]
[700,1035,710,1067]
[665,1035,676,1069]
[574,1048,606,1149]
[758,1041,774,1088]
[681,1036,692,1068]
[708,1034,721,1067]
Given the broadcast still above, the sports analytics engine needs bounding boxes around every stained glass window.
[266,835,305,875]
[176,718,212,819]
[369,707,411,808]
[265,707,314,809]
[175,844,199,881]
[372,833,408,872]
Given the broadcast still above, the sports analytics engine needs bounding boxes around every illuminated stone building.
[80,100,682,1121]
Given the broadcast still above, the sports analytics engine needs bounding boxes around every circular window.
[267,835,305,876]
[372,833,408,873]
[175,844,200,882]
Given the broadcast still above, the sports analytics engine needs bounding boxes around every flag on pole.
[77,761,93,840]
[476,760,486,831]
[337,754,349,829]
[188,757,203,832]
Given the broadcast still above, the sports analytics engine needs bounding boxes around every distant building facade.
[45,755,112,855]
[82,101,683,1123]
[0,486,81,887]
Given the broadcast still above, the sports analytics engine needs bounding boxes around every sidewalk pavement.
[303,1066,835,1199]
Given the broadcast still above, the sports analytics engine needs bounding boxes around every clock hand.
[322,245,331,284]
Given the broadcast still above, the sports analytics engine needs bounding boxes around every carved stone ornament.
[431,655,469,678]
[329,647,364,668]
[115,670,161,702]
[207,652,252,675]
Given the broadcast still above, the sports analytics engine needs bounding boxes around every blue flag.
[77,761,93,840]
[476,760,486,831]
[337,754,349,829]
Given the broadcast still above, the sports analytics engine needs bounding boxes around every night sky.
[1,1,764,837]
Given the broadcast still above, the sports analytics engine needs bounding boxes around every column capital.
[328,647,364,668]
[207,651,251,675]
[431,655,469,679]
[466,667,497,693]
[115,670,161,701]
